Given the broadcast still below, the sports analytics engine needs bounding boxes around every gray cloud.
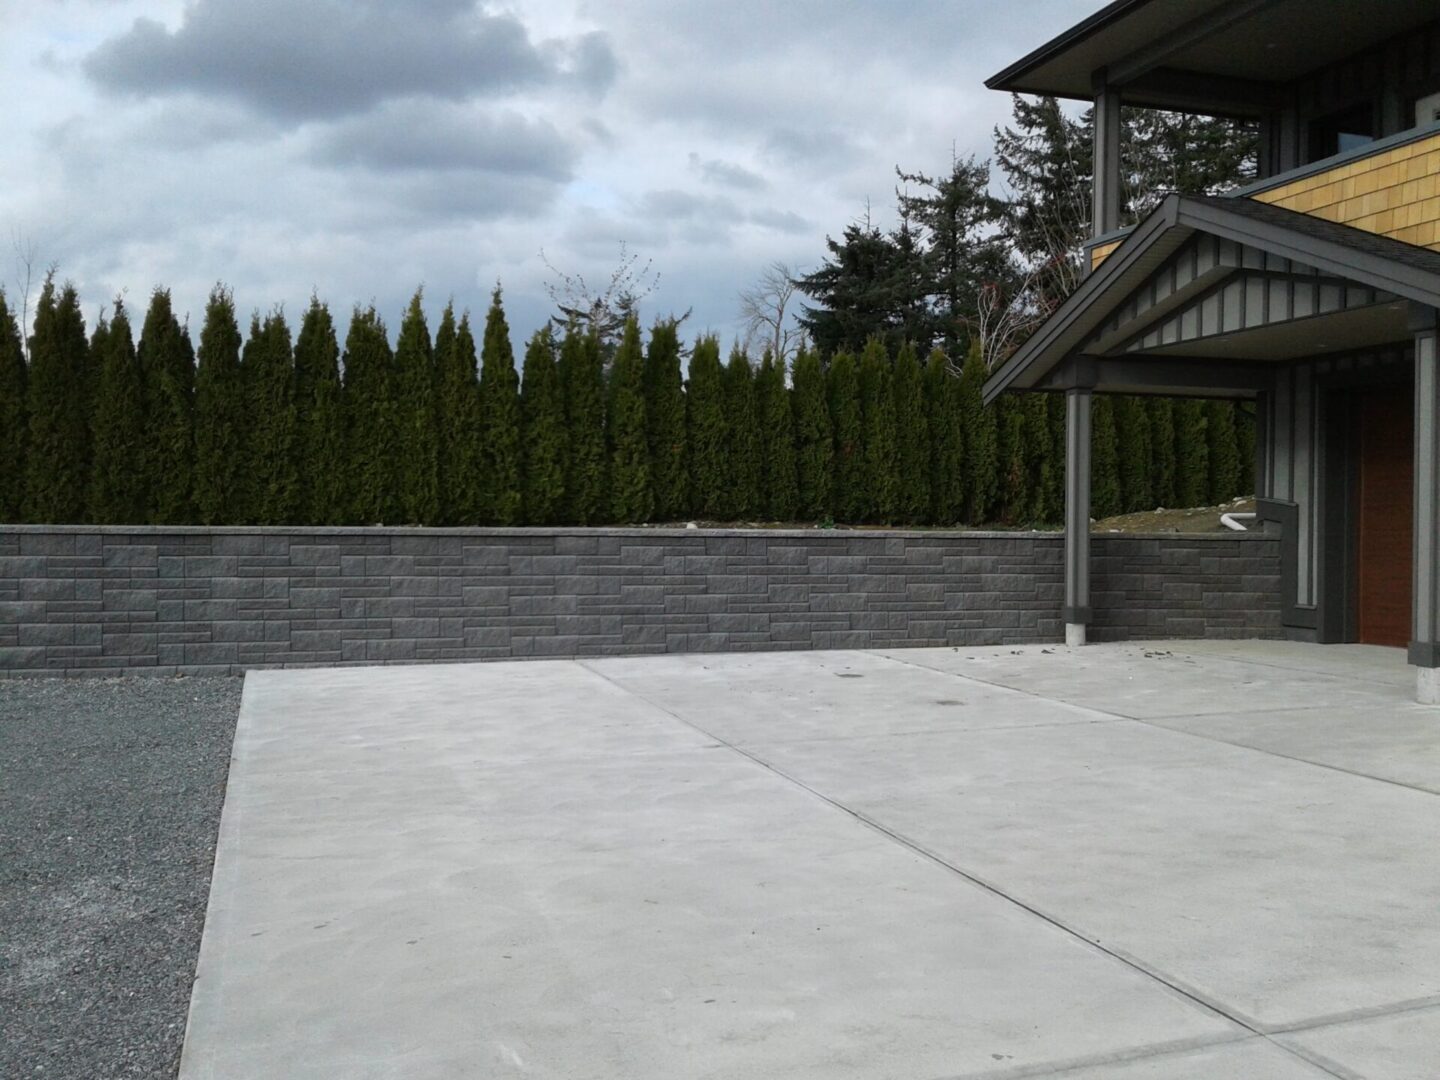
[763,127,860,171]
[84,0,616,121]
[688,153,767,191]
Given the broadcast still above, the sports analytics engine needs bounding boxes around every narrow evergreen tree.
[957,344,996,524]
[891,341,929,524]
[685,335,727,519]
[393,290,439,524]
[828,350,863,522]
[1042,393,1067,524]
[342,306,398,524]
[89,300,148,523]
[519,327,565,524]
[560,323,607,524]
[644,318,687,519]
[924,348,965,525]
[995,394,1030,524]
[476,288,522,525]
[293,297,346,525]
[139,290,194,525]
[857,337,898,522]
[1235,401,1257,495]
[1205,399,1241,503]
[606,317,652,522]
[24,277,91,523]
[1023,394,1054,524]
[724,346,761,519]
[756,350,798,520]
[1149,397,1177,507]
[791,346,832,520]
[1173,398,1210,507]
[193,286,246,525]
[244,310,298,525]
[0,290,25,520]
[434,307,485,524]
[1115,396,1154,513]
[1091,395,1122,519]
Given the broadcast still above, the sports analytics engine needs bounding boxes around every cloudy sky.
[0,0,1097,349]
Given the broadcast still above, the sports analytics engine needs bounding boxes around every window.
[1307,101,1376,162]
[1417,91,1440,128]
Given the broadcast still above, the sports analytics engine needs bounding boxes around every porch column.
[1412,307,1440,704]
[1092,72,1122,237]
[1065,388,1093,646]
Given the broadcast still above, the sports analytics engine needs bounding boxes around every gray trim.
[985,0,1152,92]
[1230,119,1440,200]
[1409,643,1440,668]
[1034,357,1271,397]
[1412,318,1440,659]
[1062,606,1094,623]
[1093,74,1123,236]
[1255,496,1318,630]
[1106,0,1282,86]
[1064,388,1093,626]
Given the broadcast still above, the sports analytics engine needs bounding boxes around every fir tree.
[1173,399,1210,507]
[435,306,485,525]
[0,290,25,521]
[560,323,607,524]
[193,286,246,526]
[828,350,863,522]
[791,346,833,520]
[685,335,727,519]
[606,317,652,522]
[139,290,195,525]
[477,287,522,525]
[924,348,965,525]
[292,297,346,525]
[644,318,687,519]
[393,290,439,524]
[857,338,898,522]
[724,346,761,519]
[519,327,565,525]
[1115,396,1154,513]
[89,300,148,523]
[244,310,298,525]
[1205,400,1241,504]
[756,350,798,520]
[1091,395,1122,520]
[1149,397,1177,507]
[342,306,398,524]
[957,344,996,524]
[24,277,91,523]
[891,341,929,524]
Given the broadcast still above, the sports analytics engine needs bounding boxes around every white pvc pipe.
[1220,512,1256,532]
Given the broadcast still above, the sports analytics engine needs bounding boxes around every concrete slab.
[1276,1003,1440,1079]
[1025,1037,1334,1078]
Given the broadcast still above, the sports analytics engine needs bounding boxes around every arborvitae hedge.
[343,306,397,524]
[245,311,299,526]
[519,327,565,524]
[1091,395,1122,520]
[606,317,652,523]
[1115,396,1153,514]
[139,290,195,525]
[724,347,761,519]
[24,278,91,523]
[89,300,148,524]
[996,395,1028,524]
[193,287,245,526]
[1206,400,1241,504]
[828,350,863,523]
[925,348,964,525]
[644,319,687,520]
[958,345,996,524]
[756,350,798,521]
[1173,399,1210,508]
[791,347,833,520]
[1149,397,1176,508]
[293,297,347,526]
[434,306,484,525]
[561,324,607,524]
[857,337,898,522]
[0,290,25,521]
[685,335,727,519]
[892,342,929,525]
[393,290,439,525]
[478,288,523,525]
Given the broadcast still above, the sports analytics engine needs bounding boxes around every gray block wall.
[0,526,1282,677]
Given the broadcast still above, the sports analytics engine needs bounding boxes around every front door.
[1356,387,1413,647]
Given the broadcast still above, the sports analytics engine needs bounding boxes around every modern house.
[983,0,1440,702]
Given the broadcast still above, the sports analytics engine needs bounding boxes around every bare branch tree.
[8,229,43,361]
[738,260,806,364]
[539,241,659,349]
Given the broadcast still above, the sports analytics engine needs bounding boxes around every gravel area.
[0,676,243,1080]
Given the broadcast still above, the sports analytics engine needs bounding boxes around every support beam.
[1064,388,1093,645]
[1106,0,1282,87]
[1092,73,1121,238]
[1410,306,1440,703]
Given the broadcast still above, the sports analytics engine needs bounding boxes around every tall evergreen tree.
[891,341,930,524]
[1115,396,1154,513]
[644,318,688,519]
[89,300,148,523]
[292,297,347,525]
[193,286,246,526]
[560,323,607,524]
[1091,395,1122,520]
[957,344,996,524]
[756,350,798,520]
[1149,397,1177,507]
[724,346,761,519]
[828,350,864,522]
[924,348,965,525]
[477,288,522,525]
[393,290,439,524]
[0,290,25,521]
[1042,393,1067,524]
[791,347,833,520]
[685,335,727,519]
[1205,400,1241,504]
[139,289,194,525]
[342,306,398,524]
[1236,401,1257,495]
[1173,399,1210,507]
[606,317,652,522]
[24,277,91,523]
[857,337,898,522]
[244,310,298,525]
[995,394,1030,524]
[519,327,565,525]
[434,306,485,525]
[1022,393,1054,523]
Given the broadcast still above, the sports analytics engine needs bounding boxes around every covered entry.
[1355,387,1414,647]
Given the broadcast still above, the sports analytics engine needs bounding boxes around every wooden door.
[1356,388,1413,647]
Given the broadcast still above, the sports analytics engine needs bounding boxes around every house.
[983,0,1440,703]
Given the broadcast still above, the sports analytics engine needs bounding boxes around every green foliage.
[244,310,298,526]
[393,290,438,524]
[724,346,761,519]
[684,335,727,519]
[790,347,832,520]
[756,350,798,520]
[1042,393,1067,524]
[1091,395,1122,520]
[0,290,25,520]
[891,341,929,524]
[89,300,148,523]
[139,290,194,525]
[1235,401,1256,495]
[1173,399,1210,507]
[1022,394,1054,523]
[292,297,346,525]
[924,349,964,525]
[606,317,652,523]
[1148,397,1177,507]
[644,318,687,519]
[434,305,484,525]
[560,323,607,524]
[957,345,996,524]
[192,286,245,526]
[827,350,863,522]
[1115,396,1154,513]
[519,327,565,525]
[477,288,522,525]
[857,338,898,522]
[995,395,1029,524]
[342,306,397,524]
[24,277,92,523]
[1205,400,1241,504]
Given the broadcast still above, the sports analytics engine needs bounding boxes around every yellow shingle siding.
[1251,131,1440,251]
[1090,240,1123,270]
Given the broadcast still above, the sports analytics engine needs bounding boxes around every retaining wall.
[0,526,1282,676]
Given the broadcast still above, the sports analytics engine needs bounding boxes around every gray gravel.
[0,676,243,1080]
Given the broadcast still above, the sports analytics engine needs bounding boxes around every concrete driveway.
[180,641,1440,1079]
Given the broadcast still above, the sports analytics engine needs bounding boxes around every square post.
[1065,388,1093,646]
[1092,72,1122,238]
[1411,307,1440,703]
